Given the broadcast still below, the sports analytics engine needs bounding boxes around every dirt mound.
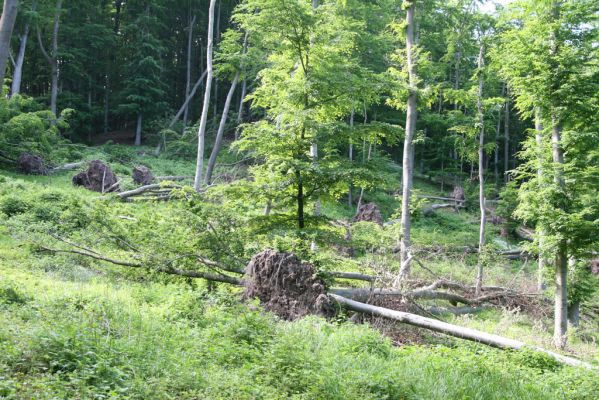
[451,186,465,202]
[72,160,119,193]
[17,153,48,175]
[244,250,334,320]
[353,202,383,225]
[132,165,154,185]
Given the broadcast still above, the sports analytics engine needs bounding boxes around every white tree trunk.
[11,22,29,96]
[330,294,594,369]
[399,1,417,279]
[205,72,239,185]
[475,43,486,296]
[0,0,19,88]
[194,0,216,192]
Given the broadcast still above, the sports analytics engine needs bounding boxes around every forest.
[0,0,598,398]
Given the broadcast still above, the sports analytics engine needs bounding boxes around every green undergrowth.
[1,151,598,398]
[0,264,598,400]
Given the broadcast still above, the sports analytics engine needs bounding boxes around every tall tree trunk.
[552,117,568,349]
[475,43,486,296]
[37,0,62,118]
[182,13,196,129]
[503,90,510,182]
[534,107,546,292]
[194,0,216,192]
[235,78,246,140]
[205,72,239,185]
[348,108,354,207]
[11,22,29,96]
[398,0,417,279]
[0,0,19,89]
[234,32,248,141]
[134,113,142,146]
[103,74,109,134]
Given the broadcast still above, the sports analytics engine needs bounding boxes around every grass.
[1,145,598,398]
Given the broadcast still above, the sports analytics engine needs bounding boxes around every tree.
[194,0,216,191]
[398,0,417,278]
[10,1,36,97]
[36,0,61,118]
[0,0,19,89]
[496,0,599,349]
[118,0,168,146]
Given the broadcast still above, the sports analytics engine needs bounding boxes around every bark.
[330,294,593,369]
[11,21,29,96]
[182,14,196,129]
[134,113,142,146]
[348,108,354,206]
[568,301,580,328]
[552,119,568,349]
[235,78,247,140]
[475,44,486,296]
[194,0,216,192]
[0,0,19,89]
[399,1,417,279]
[534,108,546,292]
[234,32,248,140]
[205,71,239,185]
[167,70,208,130]
[503,89,510,182]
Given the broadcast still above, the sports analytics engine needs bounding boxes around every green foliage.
[0,95,73,162]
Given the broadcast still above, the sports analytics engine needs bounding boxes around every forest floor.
[1,144,598,399]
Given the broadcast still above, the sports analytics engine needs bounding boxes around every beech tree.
[0,0,19,88]
[496,0,599,349]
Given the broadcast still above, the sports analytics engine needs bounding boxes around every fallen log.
[330,294,595,369]
[329,271,376,282]
[417,195,465,204]
[422,203,465,216]
[116,183,181,200]
[156,175,194,181]
[50,161,86,173]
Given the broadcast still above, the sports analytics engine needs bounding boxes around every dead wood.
[330,294,595,369]
[244,250,334,320]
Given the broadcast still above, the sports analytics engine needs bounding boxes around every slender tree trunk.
[399,1,417,279]
[235,78,246,140]
[182,13,196,129]
[37,0,62,118]
[503,90,510,182]
[568,301,580,328]
[234,32,249,141]
[552,117,568,349]
[194,0,216,192]
[475,44,486,296]
[535,108,546,292]
[0,0,19,89]
[104,75,109,134]
[134,113,142,146]
[11,22,29,96]
[205,72,239,185]
[348,108,354,207]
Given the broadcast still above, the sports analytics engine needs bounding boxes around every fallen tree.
[36,239,592,370]
[329,293,594,369]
